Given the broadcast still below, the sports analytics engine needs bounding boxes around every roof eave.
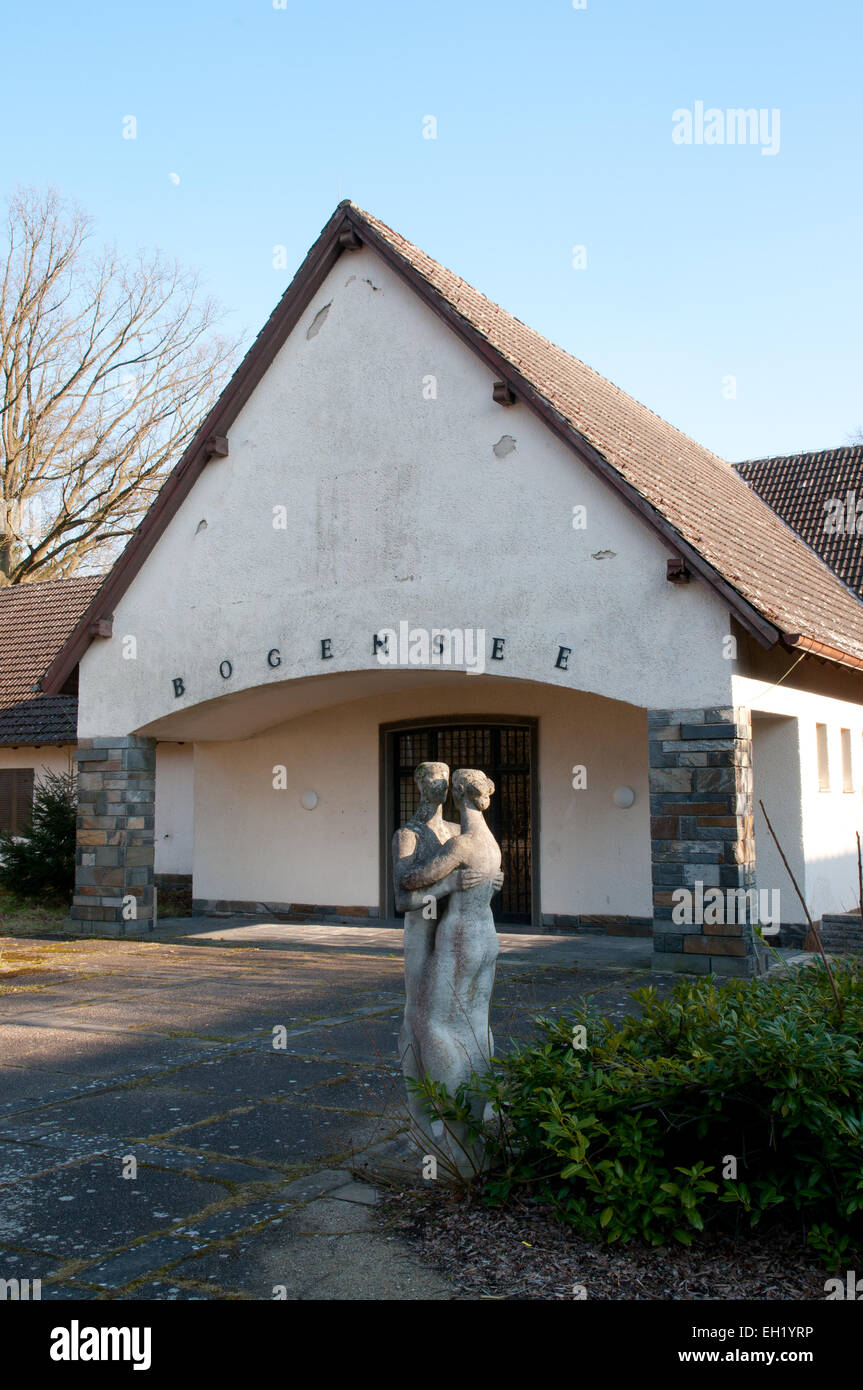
[781,633,863,674]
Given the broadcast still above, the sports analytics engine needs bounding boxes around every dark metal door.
[388,722,534,925]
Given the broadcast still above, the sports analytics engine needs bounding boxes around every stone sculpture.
[394,765,503,1174]
[392,761,461,1147]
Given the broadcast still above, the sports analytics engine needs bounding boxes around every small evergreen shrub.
[416,962,863,1266]
[0,769,77,901]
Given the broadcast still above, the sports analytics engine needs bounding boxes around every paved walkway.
[0,922,788,1300]
[152,914,655,968]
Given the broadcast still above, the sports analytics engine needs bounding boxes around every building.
[15,201,863,975]
[0,576,101,830]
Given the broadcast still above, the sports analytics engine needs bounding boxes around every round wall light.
[613,786,635,809]
[301,790,318,810]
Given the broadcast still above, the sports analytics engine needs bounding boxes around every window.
[0,768,35,834]
[841,728,853,792]
[816,724,830,792]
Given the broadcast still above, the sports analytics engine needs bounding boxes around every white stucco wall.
[0,746,74,780]
[154,742,194,874]
[76,244,734,741]
[192,678,653,918]
[736,671,863,919]
[751,714,806,918]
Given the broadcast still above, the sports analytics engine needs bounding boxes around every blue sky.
[2,0,861,460]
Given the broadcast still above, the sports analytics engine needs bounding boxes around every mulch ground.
[378,1189,831,1301]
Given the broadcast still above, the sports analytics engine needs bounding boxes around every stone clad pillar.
[648,707,764,976]
[68,736,156,936]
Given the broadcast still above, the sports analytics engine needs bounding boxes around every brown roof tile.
[735,446,863,599]
[0,576,103,744]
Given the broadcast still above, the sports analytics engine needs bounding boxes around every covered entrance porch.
[68,670,771,975]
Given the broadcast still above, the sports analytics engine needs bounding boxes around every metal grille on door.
[391,724,533,924]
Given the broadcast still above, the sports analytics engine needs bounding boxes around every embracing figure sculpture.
[391,761,460,1148]
[393,764,503,1174]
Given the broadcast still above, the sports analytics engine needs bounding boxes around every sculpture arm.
[392,826,419,893]
[396,868,463,912]
[401,840,465,891]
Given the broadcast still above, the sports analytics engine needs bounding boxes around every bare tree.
[0,186,238,584]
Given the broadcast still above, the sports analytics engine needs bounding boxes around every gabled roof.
[0,575,103,744]
[42,202,863,691]
[735,446,863,600]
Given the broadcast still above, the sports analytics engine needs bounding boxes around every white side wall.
[751,714,805,918]
[192,679,653,917]
[736,672,863,920]
[154,743,194,874]
[0,746,74,780]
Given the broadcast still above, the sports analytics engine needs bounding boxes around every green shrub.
[0,768,77,901]
[447,962,863,1265]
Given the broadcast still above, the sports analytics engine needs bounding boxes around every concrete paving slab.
[0,1024,226,1077]
[168,1200,291,1241]
[0,1248,66,1282]
[86,1235,198,1288]
[165,1052,367,1098]
[36,1282,106,1300]
[276,1168,353,1201]
[0,1065,78,1105]
[112,1280,222,1300]
[0,1155,228,1259]
[123,1144,286,1184]
[0,1138,74,1186]
[181,1099,398,1167]
[0,1085,250,1141]
[289,1015,403,1063]
[328,1182,379,1206]
[297,1070,402,1113]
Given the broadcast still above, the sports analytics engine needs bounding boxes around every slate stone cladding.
[648,707,764,977]
[818,914,863,954]
[68,736,156,935]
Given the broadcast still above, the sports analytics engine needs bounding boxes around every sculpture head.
[451,768,495,811]
[414,761,450,807]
